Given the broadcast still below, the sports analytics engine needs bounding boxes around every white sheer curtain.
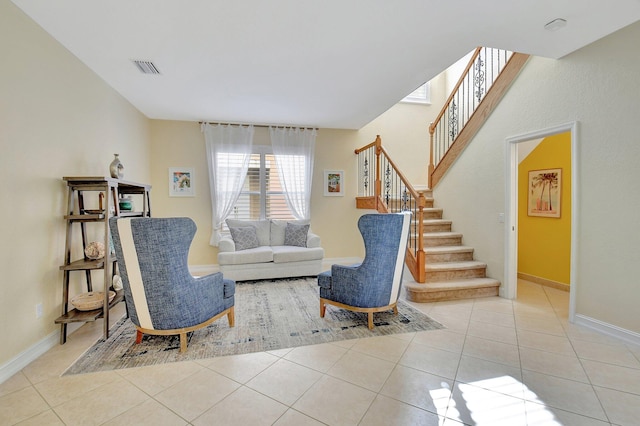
[203,123,254,245]
[270,127,316,220]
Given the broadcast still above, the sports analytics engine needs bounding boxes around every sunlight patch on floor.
[445,376,559,425]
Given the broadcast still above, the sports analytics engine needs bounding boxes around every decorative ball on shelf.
[84,241,106,260]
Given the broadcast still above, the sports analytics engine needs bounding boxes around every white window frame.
[225,145,295,228]
[401,82,431,104]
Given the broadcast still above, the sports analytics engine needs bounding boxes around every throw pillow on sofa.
[284,222,310,247]
[226,219,271,246]
[270,219,309,245]
[229,226,260,250]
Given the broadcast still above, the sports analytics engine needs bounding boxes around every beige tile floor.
[2,279,640,425]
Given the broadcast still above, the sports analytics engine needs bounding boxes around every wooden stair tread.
[405,277,500,292]
[425,260,486,271]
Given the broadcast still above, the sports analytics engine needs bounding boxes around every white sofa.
[217,219,324,281]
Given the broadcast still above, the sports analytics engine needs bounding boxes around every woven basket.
[71,291,116,311]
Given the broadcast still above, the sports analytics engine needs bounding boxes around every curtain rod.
[199,121,318,131]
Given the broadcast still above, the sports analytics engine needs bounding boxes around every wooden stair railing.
[429,47,530,188]
[355,135,427,283]
[353,48,529,284]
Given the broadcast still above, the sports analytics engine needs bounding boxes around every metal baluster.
[449,100,458,141]
[363,156,369,194]
[384,161,391,205]
[401,187,409,211]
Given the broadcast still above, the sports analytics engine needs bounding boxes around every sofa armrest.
[218,236,236,252]
[307,232,321,248]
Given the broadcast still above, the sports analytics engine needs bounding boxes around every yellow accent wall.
[518,132,571,285]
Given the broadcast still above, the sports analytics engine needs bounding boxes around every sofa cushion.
[270,219,309,246]
[229,226,259,251]
[226,219,270,246]
[218,246,273,265]
[284,223,310,247]
[272,246,324,263]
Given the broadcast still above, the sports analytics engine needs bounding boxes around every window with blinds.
[225,152,295,225]
[401,82,431,104]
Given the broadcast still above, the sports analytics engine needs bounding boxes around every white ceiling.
[12,0,640,129]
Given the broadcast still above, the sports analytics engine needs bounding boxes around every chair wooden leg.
[227,306,235,327]
[393,305,398,316]
[179,332,187,353]
[368,312,374,329]
[320,299,326,318]
[135,330,143,344]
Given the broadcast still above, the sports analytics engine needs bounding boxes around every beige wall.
[0,2,151,366]
[359,69,446,185]
[434,22,640,334]
[148,71,446,264]
[148,125,404,264]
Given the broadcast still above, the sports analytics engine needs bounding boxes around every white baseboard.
[189,264,220,276]
[189,258,363,278]
[322,257,362,267]
[574,314,640,346]
[0,323,84,385]
[0,331,58,384]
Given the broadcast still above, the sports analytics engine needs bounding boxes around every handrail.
[355,135,427,282]
[354,140,378,155]
[428,47,521,188]
[353,49,528,280]
[429,47,483,134]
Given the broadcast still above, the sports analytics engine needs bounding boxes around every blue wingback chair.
[318,212,411,329]
[110,217,235,352]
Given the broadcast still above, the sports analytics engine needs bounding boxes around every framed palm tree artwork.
[528,168,561,218]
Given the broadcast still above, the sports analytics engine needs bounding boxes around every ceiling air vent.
[132,60,161,75]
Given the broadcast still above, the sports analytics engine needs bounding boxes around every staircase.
[404,188,500,302]
[354,147,500,301]
[354,47,529,302]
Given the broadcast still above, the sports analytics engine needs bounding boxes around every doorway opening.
[504,122,578,322]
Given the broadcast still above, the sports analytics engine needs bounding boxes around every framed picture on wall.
[169,167,195,197]
[527,168,561,218]
[323,170,344,196]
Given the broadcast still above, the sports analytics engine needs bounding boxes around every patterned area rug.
[64,277,443,375]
